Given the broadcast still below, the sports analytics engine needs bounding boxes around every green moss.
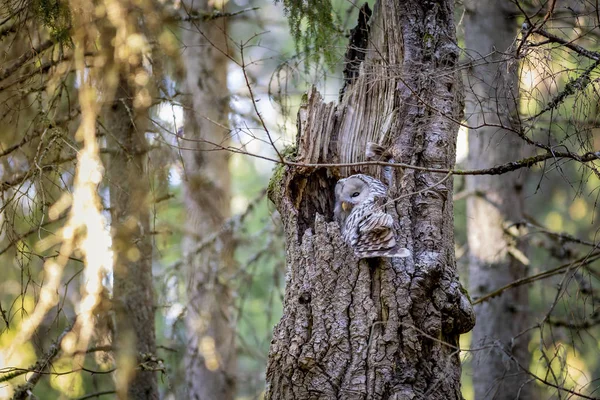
[267,145,297,204]
[300,92,308,104]
[423,32,434,45]
[267,163,286,201]
[459,284,473,304]
[280,144,298,159]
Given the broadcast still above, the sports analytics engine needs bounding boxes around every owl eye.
[351,192,360,198]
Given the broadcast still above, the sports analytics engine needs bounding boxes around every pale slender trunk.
[465,2,532,399]
[105,78,158,399]
[265,1,475,398]
[180,2,235,399]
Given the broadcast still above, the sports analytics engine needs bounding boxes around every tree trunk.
[265,1,475,399]
[105,78,158,399]
[180,2,236,399]
[464,2,532,399]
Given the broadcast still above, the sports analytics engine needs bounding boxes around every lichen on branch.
[275,0,340,67]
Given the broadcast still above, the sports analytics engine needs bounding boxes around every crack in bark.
[340,3,372,99]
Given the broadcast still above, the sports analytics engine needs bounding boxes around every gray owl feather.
[334,174,410,258]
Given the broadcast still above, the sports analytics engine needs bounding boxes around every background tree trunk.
[265,1,475,399]
[464,2,533,399]
[180,2,236,399]
[106,78,158,399]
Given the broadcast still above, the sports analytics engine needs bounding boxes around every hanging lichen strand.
[275,0,339,67]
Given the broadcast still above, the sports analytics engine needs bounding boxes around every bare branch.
[473,252,600,305]
[75,391,117,400]
[175,7,259,22]
[534,28,600,61]
[10,322,74,399]
[0,40,54,83]
[165,131,600,176]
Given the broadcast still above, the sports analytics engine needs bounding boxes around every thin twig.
[473,252,600,305]
[75,391,117,400]
[160,131,600,176]
[534,28,600,61]
[239,43,283,162]
[176,7,259,22]
[0,40,54,83]
[10,322,74,399]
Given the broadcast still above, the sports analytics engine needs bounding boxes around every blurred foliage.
[454,5,600,396]
[31,0,72,44]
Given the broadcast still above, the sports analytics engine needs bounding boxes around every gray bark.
[180,2,236,399]
[464,2,532,399]
[105,78,158,400]
[265,1,475,399]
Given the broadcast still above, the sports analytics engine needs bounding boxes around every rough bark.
[105,79,158,399]
[180,2,236,399]
[265,1,475,399]
[464,2,532,399]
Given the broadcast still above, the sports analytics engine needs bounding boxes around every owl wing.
[349,197,410,258]
[354,208,396,248]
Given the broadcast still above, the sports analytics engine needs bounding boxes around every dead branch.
[10,322,74,399]
[473,251,600,305]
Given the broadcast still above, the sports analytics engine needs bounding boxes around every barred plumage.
[334,174,410,259]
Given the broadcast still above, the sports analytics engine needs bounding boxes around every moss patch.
[459,284,472,304]
[267,145,298,205]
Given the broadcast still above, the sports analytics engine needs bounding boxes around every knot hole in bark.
[298,292,311,304]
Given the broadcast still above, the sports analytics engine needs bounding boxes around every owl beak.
[341,201,351,212]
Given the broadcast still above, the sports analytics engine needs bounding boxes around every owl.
[334,174,411,258]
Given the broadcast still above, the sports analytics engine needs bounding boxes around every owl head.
[334,175,373,215]
[334,174,387,229]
